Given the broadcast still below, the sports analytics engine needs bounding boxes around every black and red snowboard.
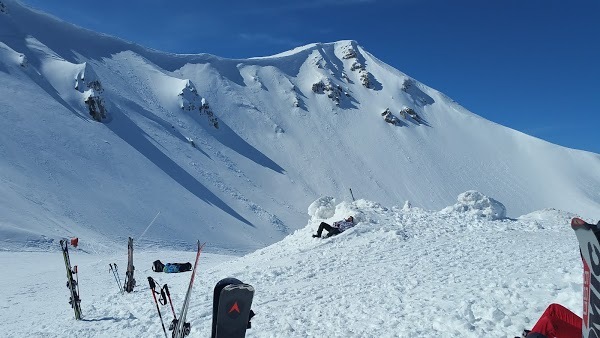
[211,278,255,338]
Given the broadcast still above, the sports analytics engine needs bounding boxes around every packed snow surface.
[0,194,590,338]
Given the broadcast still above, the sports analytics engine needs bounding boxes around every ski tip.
[572,217,591,229]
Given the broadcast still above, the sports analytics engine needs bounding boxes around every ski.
[60,239,82,320]
[211,278,255,338]
[124,237,136,293]
[172,240,205,338]
[109,263,123,293]
[571,217,600,338]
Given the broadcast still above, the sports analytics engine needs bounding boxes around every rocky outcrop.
[341,45,374,89]
[18,53,26,67]
[0,1,8,14]
[342,47,357,60]
[381,108,401,126]
[84,96,106,122]
[75,64,107,122]
[399,107,421,123]
[401,78,434,106]
[312,79,348,106]
[178,80,219,129]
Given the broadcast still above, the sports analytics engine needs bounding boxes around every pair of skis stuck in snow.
[108,237,136,294]
[124,236,136,292]
[60,238,82,320]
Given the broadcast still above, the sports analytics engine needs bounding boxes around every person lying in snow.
[152,260,192,273]
[312,216,355,238]
[517,303,581,338]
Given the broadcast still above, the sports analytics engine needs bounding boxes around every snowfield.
[0,194,589,338]
[1,1,599,337]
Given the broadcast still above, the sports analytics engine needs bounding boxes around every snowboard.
[212,278,255,338]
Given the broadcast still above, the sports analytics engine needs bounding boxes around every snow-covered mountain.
[1,0,599,251]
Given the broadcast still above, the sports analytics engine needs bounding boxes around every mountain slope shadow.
[106,110,253,227]
[208,120,285,174]
[118,98,211,159]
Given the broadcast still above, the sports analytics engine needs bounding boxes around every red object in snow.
[530,303,582,338]
[70,237,79,248]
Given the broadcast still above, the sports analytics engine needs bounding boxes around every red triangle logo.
[228,301,240,314]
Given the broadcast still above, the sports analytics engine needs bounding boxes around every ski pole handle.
[159,289,167,305]
[148,276,156,290]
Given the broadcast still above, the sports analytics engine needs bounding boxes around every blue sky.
[21,0,600,154]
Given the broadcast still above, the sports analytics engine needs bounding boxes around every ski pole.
[109,264,124,293]
[148,277,169,338]
[114,263,123,292]
[163,284,179,331]
[164,284,177,319]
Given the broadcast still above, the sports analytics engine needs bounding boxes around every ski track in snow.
[0,200,587,338]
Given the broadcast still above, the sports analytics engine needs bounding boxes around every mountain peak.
[256,39,360,59]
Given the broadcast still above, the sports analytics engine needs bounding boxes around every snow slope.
[1,0,599,253]
[0,194,591,337]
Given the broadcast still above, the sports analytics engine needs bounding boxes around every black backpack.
[152,260,165,272]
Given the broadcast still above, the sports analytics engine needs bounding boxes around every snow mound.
[441,190,507,220]
[517,208,581,230]
[307,196,336,219]
[308,196,362,222]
